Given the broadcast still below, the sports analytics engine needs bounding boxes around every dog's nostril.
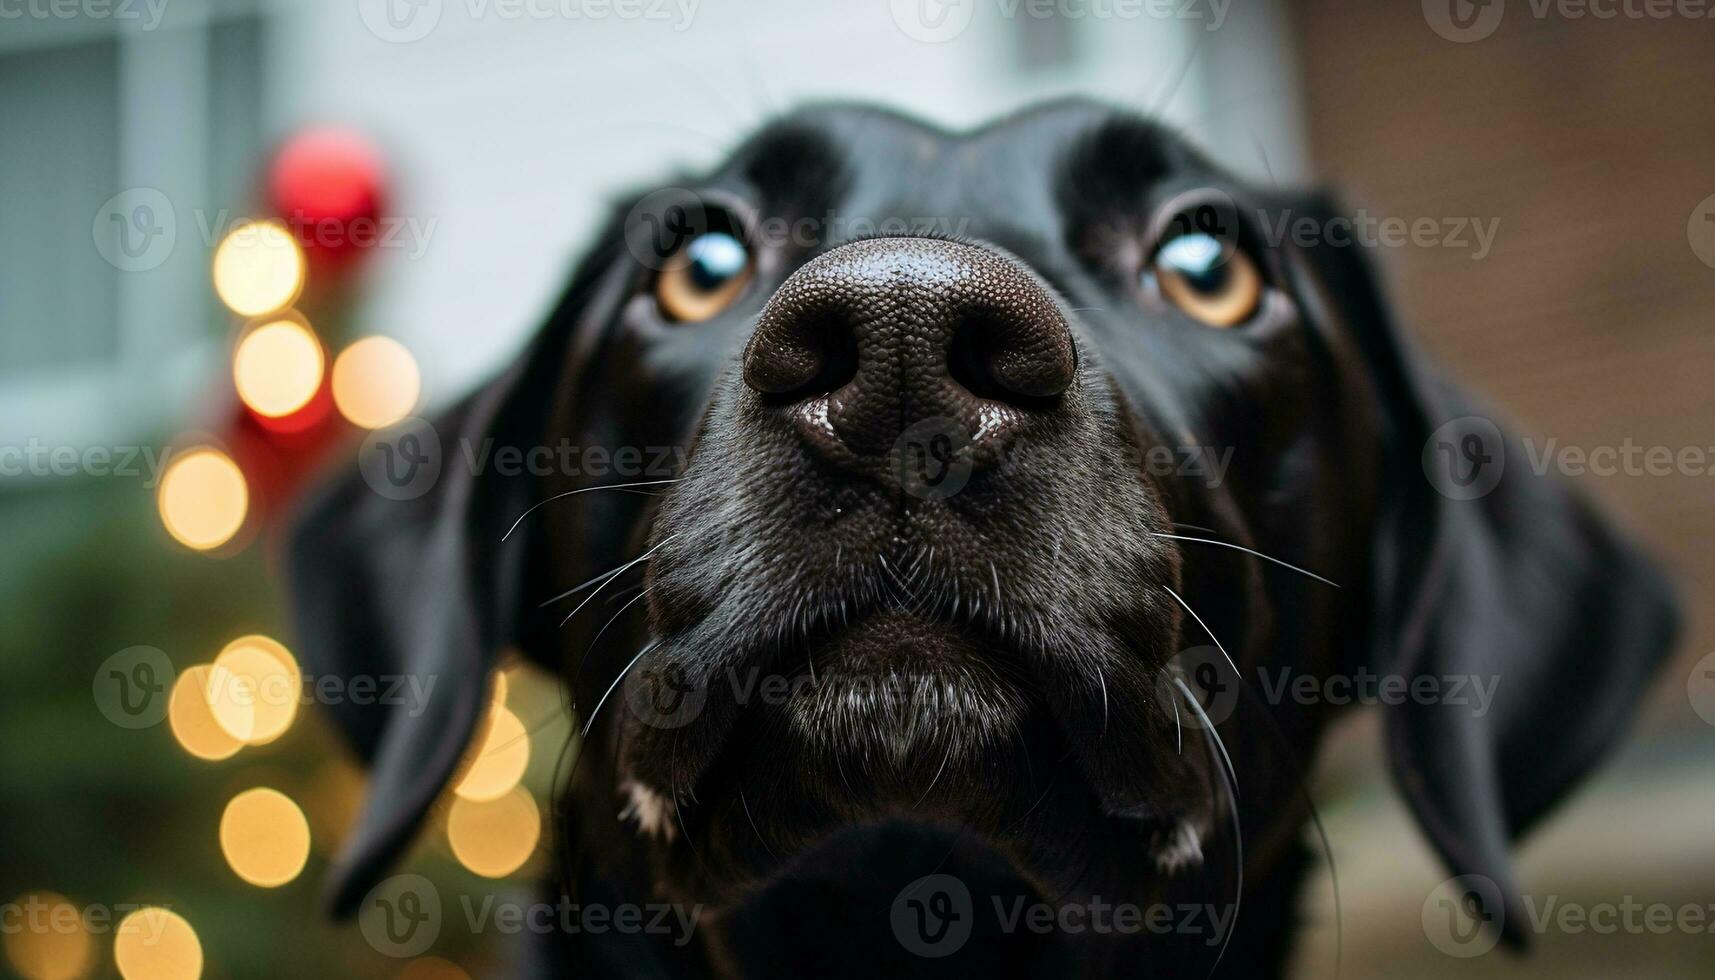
[743,310,859,400]
[947,311,1076,406]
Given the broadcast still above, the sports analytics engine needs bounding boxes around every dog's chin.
[615,612,1211,905]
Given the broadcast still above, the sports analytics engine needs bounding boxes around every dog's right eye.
[656,231,753,323]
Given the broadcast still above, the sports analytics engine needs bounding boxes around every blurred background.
[1,0,1710,977]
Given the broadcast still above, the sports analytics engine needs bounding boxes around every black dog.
[287,100,1678,977]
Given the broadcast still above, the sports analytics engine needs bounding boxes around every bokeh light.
[219,788,311,888]
[113,908,201,980]
[395,957,471,980]
[2,892,93,980]
[452,704,530,802]
[331,336,420,429]
[211,220,305,317]
[167,664,248,761]
[232,319,324,419]
[210,635,299,745]
[156,449,248,552]
[446,787,540,878]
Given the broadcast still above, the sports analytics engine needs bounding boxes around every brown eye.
[1148,232,1262,328]
[655,231,753,323]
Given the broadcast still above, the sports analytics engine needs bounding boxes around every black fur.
[286,100,1678,977]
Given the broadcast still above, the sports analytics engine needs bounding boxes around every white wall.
[259,0,1309,401]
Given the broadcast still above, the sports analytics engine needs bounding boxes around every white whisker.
[581,638,658,739]
[1150,532,1340,589]
[501,478,684,542]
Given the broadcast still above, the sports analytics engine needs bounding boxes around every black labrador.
[287,100,1679,977]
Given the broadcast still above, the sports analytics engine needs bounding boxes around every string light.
[2,892,93,980]
[332,336,420,429]
[395,958,471,980]
[113,908,201,980]
[232,319,324,419]
[219,788,311,888]
[446,787,540,878]
[156,449,248,552]
[210,636,299,746]
[451,705,530,802]
[212,221,305,317]
[168,664,249,761]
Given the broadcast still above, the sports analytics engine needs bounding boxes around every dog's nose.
[742,237,1076,456]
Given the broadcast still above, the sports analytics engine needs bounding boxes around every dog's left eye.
[656,231,753,323]
[1146,232,1262,329]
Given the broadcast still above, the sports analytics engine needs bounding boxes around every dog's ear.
[1281,193,1679,945]
[283,220,632,917]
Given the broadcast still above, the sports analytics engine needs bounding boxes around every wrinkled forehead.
[700,101,1222,245]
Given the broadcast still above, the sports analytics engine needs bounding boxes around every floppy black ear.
[1283,194,1680,945]
[284,224,631,917]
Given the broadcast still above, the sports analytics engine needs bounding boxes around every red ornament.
[268,127,388,271]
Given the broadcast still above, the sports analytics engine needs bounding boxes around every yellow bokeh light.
[2,892,93,980]
[219,788,312,888]
[395,957,471,980]
[452,705,530,802]
[331,336,420,429]
[232,319,324,418]
[156,449,248,552]
[113,908,200,980]
[210,635,299,745]
[168,664,248,761]
[446,787,540,878]
[212,220,305,317]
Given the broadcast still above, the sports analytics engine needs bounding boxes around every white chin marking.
[620,779,677,843]
[1152,819,1205,875]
